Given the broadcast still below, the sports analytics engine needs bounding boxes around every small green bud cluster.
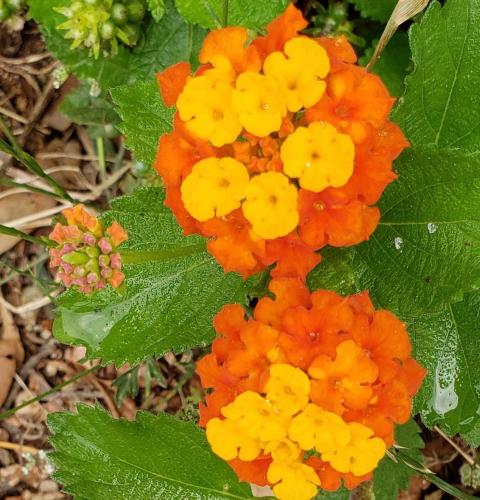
[55,0,147,59]
[0,0,26,25]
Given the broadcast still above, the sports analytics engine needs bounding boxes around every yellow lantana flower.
[206,417,261,461]
[181,157,249,222]
[281,121,355,192]
[265,364,310,416]
[322,422,386,476]
[232,72,287,137]
[265,439,302,464]
[242,172,299,239]
[264,37,330,112]
[177,75,241,147]
[221,391,290,442]
[288,404,351,454]
[268,461,321,500]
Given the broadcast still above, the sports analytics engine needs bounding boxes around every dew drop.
[394,237,403,250]
[427,222,438,234]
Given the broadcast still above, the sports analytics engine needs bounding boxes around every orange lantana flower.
[197,278,425,495]
[154,5,408,280]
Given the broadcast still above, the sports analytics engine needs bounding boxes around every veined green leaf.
[373,420,424,499]
[53,187,251,366]
[174,0,289,30]
[411,293,480,436]
[111,81,174,166]
[394,0,480,152]
[147,0,166,21]
[29,0,205,90]
[48,405,254,499]
[353,146,480,316]
[365,32,412,97]
[349,0,397,22]
[60,82,120,127]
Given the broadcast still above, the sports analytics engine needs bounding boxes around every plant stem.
[0,176,65,200]
[96,136,106,180]
[120,242,206,264]
[391,448,477,500]
[0,115,75,203]
[0,366,100,421]
[222,0,229,26]
[0,224,55,248]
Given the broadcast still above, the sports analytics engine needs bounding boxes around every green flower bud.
[71,1,84,13]
[126,0,145,22]
[112,3,128,25]
[100,20,116,40]
[86,246,100,258]
[63,251,89,265]
[123,22,140,46]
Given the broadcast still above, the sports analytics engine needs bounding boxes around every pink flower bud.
[98,237,112,254]
[110,253,122,270]
[83,233,96,246]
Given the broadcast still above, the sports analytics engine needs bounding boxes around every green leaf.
[111,81,174,166]
[368,32,412,97]
[394,0,480,152]
[373,420,423,499]
[48,405,254,499]
[307,248,359,296]
[314,487,349,499]
[349,0,397,22]
[29,0,205,90]
[410,292,480,436]
[53,187,251,365]
[147,0,166,21]
[462,420,480,448]
[353,146,480,316]
[60,82,120,127]
[175,0,289,30]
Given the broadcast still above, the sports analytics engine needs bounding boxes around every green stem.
[392,448,477,500]
[96,136,106,180]
[222,0,229,26]
[0,224,55,248]
[120,242,206,264]
[0,366,100,421]
[0,115,74,203]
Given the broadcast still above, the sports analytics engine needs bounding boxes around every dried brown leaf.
[0,191,56,254]
[367,0,430,70]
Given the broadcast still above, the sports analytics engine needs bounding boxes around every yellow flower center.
[264,37,330,112]
[177,74,241,147]
[265,364,311,416]
[280,121,355,192]
[181,157,249,222]
[232,72,287,137]
[242,172,299,239]
[265,438,301,464]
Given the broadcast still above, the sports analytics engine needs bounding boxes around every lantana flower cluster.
[197,278,425,499]
[49,204,128,293]
[155,5,408,280]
